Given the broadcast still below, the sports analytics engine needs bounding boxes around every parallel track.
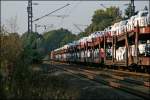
[48,61,150,100]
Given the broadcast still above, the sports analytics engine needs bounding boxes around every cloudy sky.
[1,0,149,35]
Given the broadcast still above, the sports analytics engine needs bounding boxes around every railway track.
[56,62,150,82]
[46,61,150,100]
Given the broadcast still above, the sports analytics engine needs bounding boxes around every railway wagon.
[50,10,150,73]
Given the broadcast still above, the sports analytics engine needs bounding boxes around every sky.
[1,0,150,35]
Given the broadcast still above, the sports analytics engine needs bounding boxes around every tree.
[0,32,22,65]
[124,3,132,19]
[42,28,77,53]
[83,6,122,35]
[144,6,148,11]
[0,26,36,98]
[21,32,45,63]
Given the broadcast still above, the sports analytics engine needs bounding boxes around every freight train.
[50,10,150,73]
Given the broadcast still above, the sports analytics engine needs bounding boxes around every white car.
[134,10,148,27]
[126,15,136,32]
[111,22,120,36]
[138,40,147,55]
[118,20,128,35]
[104,26,112,37]
[147,13,150,25]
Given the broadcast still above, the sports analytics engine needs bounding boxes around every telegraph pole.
[27,0,33,34]
[130,0,135,16]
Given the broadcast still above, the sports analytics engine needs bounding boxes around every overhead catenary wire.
[58,0,70,28]
[67,1,81,16]
[67,1,82,34]
[33,3,70,22]
[32,3,70,6]
[73,24,84,33]
[58,1,81,30]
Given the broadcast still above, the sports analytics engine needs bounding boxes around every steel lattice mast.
[130,0,135,16]
[27,0,33,34]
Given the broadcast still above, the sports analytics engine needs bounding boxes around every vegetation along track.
[47,61,150,100]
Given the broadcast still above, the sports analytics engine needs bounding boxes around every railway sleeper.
[89,74,150,99]
[93,75,150,99]
[56,65,150,99]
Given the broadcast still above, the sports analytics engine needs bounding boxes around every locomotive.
[50,10,150,73]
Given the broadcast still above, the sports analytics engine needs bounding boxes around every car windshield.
[140,40,146,44]
[141,12,148,17]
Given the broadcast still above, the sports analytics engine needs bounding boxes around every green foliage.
[21,32,43,49]
[0,29,79,99]
[0,31,32,99]
[81,6,122,36]
[78,32,89,38]
[144,6,148,11]
[21,28,77,62]
[43,28,77,53]
[124,3,132,19]
[21,32,44,63]
[0,33,23,66]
